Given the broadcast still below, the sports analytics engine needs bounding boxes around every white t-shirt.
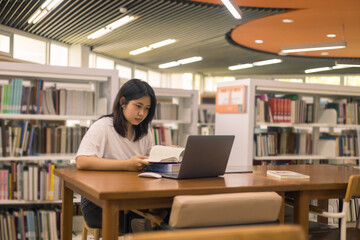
[76,117,154,160]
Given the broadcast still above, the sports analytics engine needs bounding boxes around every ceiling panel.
[1,0,360,75]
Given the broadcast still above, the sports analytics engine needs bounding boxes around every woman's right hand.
[126,155,150,171]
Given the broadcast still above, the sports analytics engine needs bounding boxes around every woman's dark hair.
[101,79,156,141]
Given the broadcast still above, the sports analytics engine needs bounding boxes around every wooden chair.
[133,191,283,230]
[310,175,360,240]
[82,219,101,240]
[123,225,306,240]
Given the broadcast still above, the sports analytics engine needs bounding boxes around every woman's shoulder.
[90,116,113,129]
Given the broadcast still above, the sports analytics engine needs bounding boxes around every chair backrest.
[345,175,360,202]
[124,225,306,240]
[168,192,282,228]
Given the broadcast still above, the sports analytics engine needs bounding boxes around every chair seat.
[169,192,282,228]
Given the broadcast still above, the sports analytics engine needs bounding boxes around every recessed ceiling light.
[282,19,294,23]
[255,40,263,44]
[327,34,336,38]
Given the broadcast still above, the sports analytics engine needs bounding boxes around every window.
[344,76,360,86]
[134,69,148,81]
[194,74,202,91]
[148,71,161,87]
[116,64,132,80]
[89,53,96,68]
[204,77,216,92]
[275,78,303,83]
[170,73,193,89]
[96,56,114,69]
[14,34,46,64]
[305,76,340,85]
[0,33,10,54]
[204,76,235,92]
[50,43,68,66]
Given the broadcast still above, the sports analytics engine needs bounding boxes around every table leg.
[293,191,310,236]
[61,181,73,240]
[317,199,329,224]
[102,201,119,240]
[277,191,285,224]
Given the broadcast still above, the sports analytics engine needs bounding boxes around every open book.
[266,170,310,179]
[146,145,185,163]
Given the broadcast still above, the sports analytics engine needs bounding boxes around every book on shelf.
[144,163,181,173]
[146,145,185,163]
[267,170,309,179]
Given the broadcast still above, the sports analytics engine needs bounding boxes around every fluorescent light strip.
[149,39,176,49]
[335,60,360,67]
[28,0,63,24]
[41,0,52,9]
[304,67,332,73]
[87,28,111,39]
[281,42,346,54]
[88,16,136,39]
[33,10,48,24]
[129,47,151,55]
[332,65,354,69]
[130,39,176,55]
[107,16,135,30]
[229,58,282,70]
[28,10,41,23]
[253,59,282,66]
[178,56,202,65]
[221,0,242,19]
[159,56,202,69]
[159,61,180,69]
[47,0,63,10]
[229,63,253,70]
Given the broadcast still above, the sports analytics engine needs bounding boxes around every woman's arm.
[76,155,150,171]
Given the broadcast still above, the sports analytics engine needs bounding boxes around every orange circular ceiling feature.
[192,0,360,59]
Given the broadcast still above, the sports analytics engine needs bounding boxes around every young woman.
[76,79,157,230]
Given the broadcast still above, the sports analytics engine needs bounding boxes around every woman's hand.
[126,155,151,171]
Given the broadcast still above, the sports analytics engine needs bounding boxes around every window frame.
[0,30,13,57]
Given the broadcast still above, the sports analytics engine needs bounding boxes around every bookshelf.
[153,87,198,147]
[198,103,215,135]
[216,79,360,167]
[0,62,118,238]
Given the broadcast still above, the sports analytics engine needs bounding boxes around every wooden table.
[55,164,360,240]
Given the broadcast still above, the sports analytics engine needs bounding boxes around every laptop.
[160,135,235,179]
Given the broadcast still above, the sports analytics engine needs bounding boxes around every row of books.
[0,209,60,240]
[0,162,61,201]
[198,109,215,124]
[256,94,314,124]
[154,102,179,121]
[198,125,215,135]
[0,78,96,116]
[254,127,312,157]
[324,101,360,125]
[317,130,360,157]
[0,120,87,157]
[327,198,360,224]
[152,126,179,146]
